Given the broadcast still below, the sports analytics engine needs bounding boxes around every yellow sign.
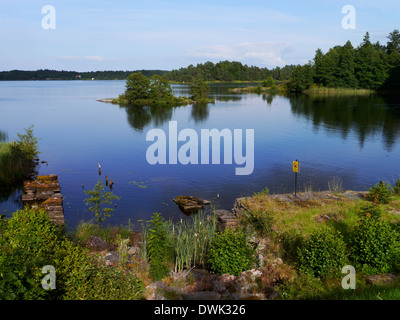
[293,161,299,173]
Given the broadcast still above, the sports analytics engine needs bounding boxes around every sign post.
[293,160,299,196]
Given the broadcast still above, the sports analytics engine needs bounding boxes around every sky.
[0,0,399,71]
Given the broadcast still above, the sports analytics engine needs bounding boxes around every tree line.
[0,62,294,82]
[288,30,400,92]
[0,69,169,81]
[163,60,295,82]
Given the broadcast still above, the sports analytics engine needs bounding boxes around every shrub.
[393,179,400,195]
[147,212,173,280]
[241,210,274,238]
[254,186,269,197]
[350,217,400,275]
[64,265,144,300]
[208,228,256,276]
[297,227,348,278]
[0,207,144,300]
[276,273,328,300]
[366,181,392,204]
[356,203,382,221]
[279,230,304,265]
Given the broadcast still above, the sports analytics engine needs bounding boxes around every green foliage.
[393,178,400,195]
[164,60,295,82]
[279,230,304,265]
[172,211,217,272]
[125,72,152,102]
[254,186,269,197]
[0,125,40,187]
[288,64,314,92]
[262,75,275,87]
[350,214,400,275]
[208,228,256,276]
[0,207,144,300]
[356,203,382,221]
[189,78,210,103]
[241,210,274,238]
[84,179,120,227]
[276,273,328,300]
[297,227,348,278]
[64,265,144,300]
[147,212,173,280]
[366,180,392,204]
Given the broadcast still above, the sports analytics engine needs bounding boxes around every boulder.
[85,235,110,251]
[183,291,221,300]
[365,273,398,286]
[173,196,210,214]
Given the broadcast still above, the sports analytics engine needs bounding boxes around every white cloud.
[58,55,113,62]
[188,42,292,67]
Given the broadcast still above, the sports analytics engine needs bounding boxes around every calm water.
[1,80,400,230]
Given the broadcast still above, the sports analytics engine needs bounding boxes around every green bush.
[350,217,400,275]
[147,212,173,280]
[208,228,256,276]
[366,181,392,204]
[297,227,348,278]
[276,273,328,300]
[393,179,400,195]
[279,230,304,265]
[64,265,143,300]
[241,210,274,238]
[356,203,382,221]
[0,208,144,300]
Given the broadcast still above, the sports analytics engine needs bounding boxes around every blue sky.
[0,0,399,71]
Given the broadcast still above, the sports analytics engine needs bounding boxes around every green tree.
[189,78,210,103]
[125,72,151,102]
[148,74,174,100]
[387,29,400,54]
[84,180,120,227]
[289,64,314,92]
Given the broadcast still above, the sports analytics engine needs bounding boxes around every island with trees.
[100,72,214,106]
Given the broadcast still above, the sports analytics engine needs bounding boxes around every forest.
[0,69,169,81]
[288,30,400,92]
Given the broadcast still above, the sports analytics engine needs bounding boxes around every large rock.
[173,196,210,214]
[85,235,110,251]
[365,273,398,286]
[183,291,221,300]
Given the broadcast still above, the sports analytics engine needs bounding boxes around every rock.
[173,196,210,214]
[365,273,398,286]
[212,280,226,292]
[256,254,265,268]
[127,246,140,255]
[215,209,240,230]
[183,291,221,300]
[104,251,119,266]
[85,235,109,251]
[241,268,263,280]
[145,281,169,300]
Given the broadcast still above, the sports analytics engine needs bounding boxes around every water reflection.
[288,93,400,151]
[123,102,211,130]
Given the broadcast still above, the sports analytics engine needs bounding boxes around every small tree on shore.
[84,179,120,227]
[189,78,210,103]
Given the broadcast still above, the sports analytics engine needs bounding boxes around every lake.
[1,80,400,230]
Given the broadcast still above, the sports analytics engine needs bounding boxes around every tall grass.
[170,211,217,272]
[0,125,39,186]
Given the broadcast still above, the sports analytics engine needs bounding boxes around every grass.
[304,87,375,96]
[240,191,400,236]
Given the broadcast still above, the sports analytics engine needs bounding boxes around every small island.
[98,72,215,106]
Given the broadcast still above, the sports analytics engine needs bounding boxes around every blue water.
[1,80,400,230]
